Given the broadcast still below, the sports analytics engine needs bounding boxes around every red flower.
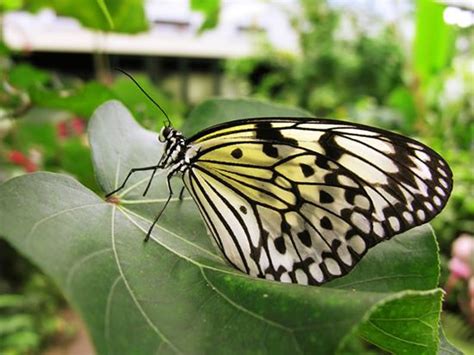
[57,121,68,139]
[7,150,38,172]
[71,117,85,135]
[56,118,85,139]
[8,150,28,165]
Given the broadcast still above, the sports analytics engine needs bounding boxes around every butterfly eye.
[159,126,171,142]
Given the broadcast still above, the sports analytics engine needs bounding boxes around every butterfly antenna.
[114,68,172,126]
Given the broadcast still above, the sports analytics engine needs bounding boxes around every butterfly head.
[158,125,187,169]
[159,125,175,143]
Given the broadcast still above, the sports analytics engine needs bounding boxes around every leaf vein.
[105,275,122,354]
[118,206,223,262]
[120,196,192,205]
[367,320,429,348]
[65,247,113,291]
[331,274,425,289]
[26,203,105,244]
[200,268,291,332]
[111,206,182,354]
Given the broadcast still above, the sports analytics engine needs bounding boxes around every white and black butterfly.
[106,113,453,286]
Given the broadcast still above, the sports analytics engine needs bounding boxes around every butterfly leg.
[142,166,161,196]
[144,171,174,242]
[105,165,159,198]
[178,186,186,200]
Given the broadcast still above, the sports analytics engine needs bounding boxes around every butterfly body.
[110,116,452,286]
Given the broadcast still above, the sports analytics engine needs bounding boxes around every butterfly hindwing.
[183,118,452,285]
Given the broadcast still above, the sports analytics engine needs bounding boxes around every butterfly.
[106,112,453,286]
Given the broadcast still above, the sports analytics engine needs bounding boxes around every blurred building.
[3,0,299,104]
[3,0,472,104]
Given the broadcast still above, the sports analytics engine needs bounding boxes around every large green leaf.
[31,81,116,118]
[0,99,447,354]
[413,0,455,85]
[24,0,147,33]
[190,0,220,31]
[182,98,311,136]
[110,74,185,129]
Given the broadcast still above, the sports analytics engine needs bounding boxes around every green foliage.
[5,64,183,126]
[95,0,115,30]
[181,97,310,136]
[439,325,464,355]
[34,81,116,118]
[110,74,185,130]
[32,81,116,118]
[227,1,404,116]
[0,99,452,353]
[191,0,220,31]
[414,0,455,85]
[387,87,417,132]
[0,63,183,355]
[358,292,442,353]
[431,148,474,253]
[0,242,66,355]
[295,3,403,112]
[23,0,147,33]
[0,0,23,12]
[8,64,50,90]
[4,63,116,118]
[441,312,474,354]
[419,57,474,254]
[1,63,183,194]
[14,113,59,158]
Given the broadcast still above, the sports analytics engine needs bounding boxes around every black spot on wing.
[231,147,243,159]
[297,230,312,247]
[319,190,334,203]
[274,236,286,254]
[315,156,331,169]
[255,121,298,158]
[320,131,343,161]
[255,122,298,144]
[344,189,358,205]
[263,143,279,158]
[320,216,333,230]
[300,163,315,177]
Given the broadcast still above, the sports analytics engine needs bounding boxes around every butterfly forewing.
[183,118,452,285]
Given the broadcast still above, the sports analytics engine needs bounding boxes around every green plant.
[0,1,187,352]
[0,242,66,354]
[442,312,474,354]
[226,1,404,117]
[0,98,461,353]
[23,0,148,33]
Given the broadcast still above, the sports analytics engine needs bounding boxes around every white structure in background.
[3,0,299,58]
[443,6,474,28]
[3,0,472,58]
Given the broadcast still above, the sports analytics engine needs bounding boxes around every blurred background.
[0,0,473,353]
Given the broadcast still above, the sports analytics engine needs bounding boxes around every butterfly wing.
[182,118,452,285]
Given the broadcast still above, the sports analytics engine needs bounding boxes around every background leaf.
[24,0,147,33]
[439,325,464,355]
[413,0,455,85]
[95,0,115,30]
[31,82,116,118]
[182,98,311,136]
[190,0,220,31]
[0,99,446,353]
[357,291,441,353]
